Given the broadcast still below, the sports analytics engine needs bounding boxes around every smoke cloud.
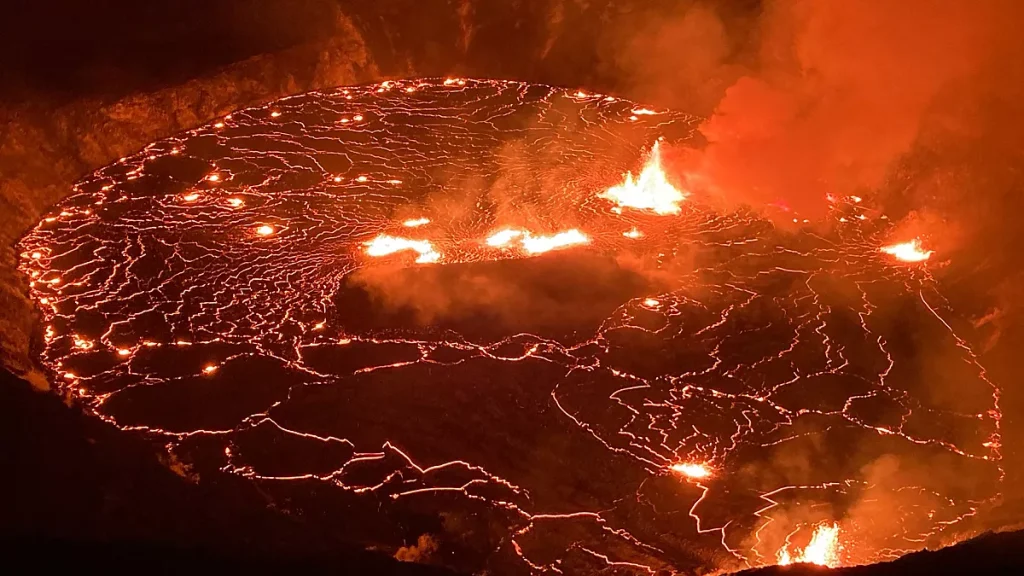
[608,1,1024,222]
[686,1,1014,217]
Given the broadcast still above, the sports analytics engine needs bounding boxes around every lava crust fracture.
[18,78,1001,574]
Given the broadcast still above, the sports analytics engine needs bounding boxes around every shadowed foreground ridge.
[0,368,454,575]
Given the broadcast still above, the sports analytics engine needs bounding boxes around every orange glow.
[255,225,275,236]
[600,141,686,215]
[670,462,711,479]
[117,348,131,356]
[880,238,933,262]
[777,523,841,568]
[363,234,440,264]
[203,364,218,374]
[403,217,431,228]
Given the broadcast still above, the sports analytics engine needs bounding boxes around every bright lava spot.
[117,348,131,356]
[623,228,643,239]
[227,197,244,207]
[333,176,343,182]
[521,229,589,254]
[30,251,42,259]
[403,217,430,228]
[364,234,441,264]
[207,174,220,182]
[356,175,368,182]
[270,111,282,117]
[255,225,275,236]
[670,462,711,479]
[631,108,657,115]
[486,229,590,254]
[203,364,218,374]
[643,298,660,307]
[880,238,933,262]
[486,229,525,248]
[183,193,200,202]
[777,523,841,568]
[600,141,686,215]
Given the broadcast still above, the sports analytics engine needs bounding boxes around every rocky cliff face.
[0,9,379,376]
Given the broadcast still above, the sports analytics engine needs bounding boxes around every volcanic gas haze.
[18,78,1001,574]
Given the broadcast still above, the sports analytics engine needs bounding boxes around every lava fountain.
[599,140,686,214]
[880,238,934,262]
[778,523,842,568]
[17,78,1001,575]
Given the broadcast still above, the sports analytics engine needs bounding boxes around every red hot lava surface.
[18,78,1001,574]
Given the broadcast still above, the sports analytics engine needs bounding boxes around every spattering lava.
[599,140,686,215]
[17,78,1001,575]
[880,238,934,262]
[670,462,712,480]
[778,523,842,567]
[364,234,441,264]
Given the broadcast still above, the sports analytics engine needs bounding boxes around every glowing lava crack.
[18,78,1001,575]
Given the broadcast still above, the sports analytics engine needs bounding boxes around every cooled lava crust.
[17,78,1001,574]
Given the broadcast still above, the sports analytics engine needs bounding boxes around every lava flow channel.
[18,78,1001,575]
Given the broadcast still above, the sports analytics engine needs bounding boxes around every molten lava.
[484,228,590,254]
[520,229,589,254]
[880,238,933,262]
[364,234,440,264]
[17,78,1002,575]
[670,462,711,480]
[485,229,525,248]
[777,523,842,568]
[600,141,686,215]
